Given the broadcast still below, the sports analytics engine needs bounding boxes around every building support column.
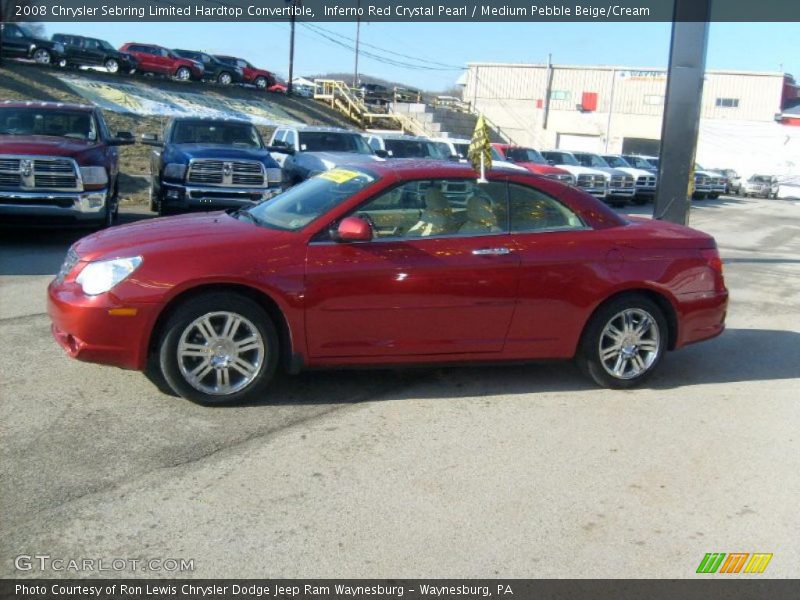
[653,0,712,224]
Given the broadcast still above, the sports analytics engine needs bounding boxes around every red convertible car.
[48,161,727,404]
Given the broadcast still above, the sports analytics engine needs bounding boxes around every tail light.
[700,247,725,289]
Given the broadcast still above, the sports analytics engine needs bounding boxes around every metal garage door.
[556,133,603,152]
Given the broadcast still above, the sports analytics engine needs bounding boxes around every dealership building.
[461,62,800,176]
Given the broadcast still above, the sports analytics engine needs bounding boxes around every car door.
[304,178,521,358]
[129,46,153,72]
[505,182,608,358]
[82,39,105,65]
[2,25,30,57]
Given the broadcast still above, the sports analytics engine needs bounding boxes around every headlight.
[164,163,186,180]
[76,256,142,296]
[54,43,65,53]
[79,166,108,187]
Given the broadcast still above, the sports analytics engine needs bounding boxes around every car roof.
[0,100,95,112]
[170,117,253,126]
[284,126,359,134]
[369,133,430,141]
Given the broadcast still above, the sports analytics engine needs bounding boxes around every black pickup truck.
[141,117,284,216]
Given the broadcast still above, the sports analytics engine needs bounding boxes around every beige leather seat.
[459,194,502,234]
[406,187,455,237]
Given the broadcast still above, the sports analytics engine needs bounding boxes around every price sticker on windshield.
[319,169,361,184]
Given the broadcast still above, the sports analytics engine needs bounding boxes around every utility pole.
[353,0,361,88]
[653,0,711,224]
[287,0,298,95]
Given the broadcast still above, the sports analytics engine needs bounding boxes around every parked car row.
[0,24,278,91]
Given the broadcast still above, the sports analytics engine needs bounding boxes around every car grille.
[577,174,605,188]
[696,176,710,186]
[610,175,635,188]
[0,156,80,191]
[187,159,266,188]
[636,176,657,187]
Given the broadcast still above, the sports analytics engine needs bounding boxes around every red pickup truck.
[119,42,204,81]
[0,101,134,227]
[214,55,276,90]
[493,144,576,185]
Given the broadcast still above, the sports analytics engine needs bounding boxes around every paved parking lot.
[1,196,799,578]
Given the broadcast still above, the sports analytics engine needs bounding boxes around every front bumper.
[608,186,636,197]
[635,185,657,197]
[0,188,107,225]
[48,281,157,370]
[161,182,281,210]
[578,185,608,198]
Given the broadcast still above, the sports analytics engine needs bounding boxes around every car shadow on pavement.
[185,327,800,408]
[0,211,154,276]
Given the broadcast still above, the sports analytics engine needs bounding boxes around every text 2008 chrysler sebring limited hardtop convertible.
[48,160,728,405]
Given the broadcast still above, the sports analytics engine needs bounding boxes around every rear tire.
[217,71,233,85]
[158,293,279,405]
[576,294,667,389]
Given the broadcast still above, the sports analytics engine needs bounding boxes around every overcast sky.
[41,21,799,91]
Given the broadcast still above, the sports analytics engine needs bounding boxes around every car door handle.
[472,247,512,256]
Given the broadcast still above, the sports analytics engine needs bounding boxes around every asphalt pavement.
[1,197,798,578]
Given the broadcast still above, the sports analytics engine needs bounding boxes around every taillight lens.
[700,247,725,290]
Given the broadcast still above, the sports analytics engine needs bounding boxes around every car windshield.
[171,120,262,147]
[505,147,546,164]
[245,168,378,230]
[383,139,437,158]
[298,132,372,153]
[544,152,579,166]
[0,107,97,140]
[575,153,609,168]
[604,156,630,168]
[751,176,772,183]
[647,158,660,167]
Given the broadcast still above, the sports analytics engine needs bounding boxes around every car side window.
[6,26,24,38]
[367,137,381,151]
[354,179,508,240]
[285,131,298,149]
[271,129,285,144]
[509,183,585,233]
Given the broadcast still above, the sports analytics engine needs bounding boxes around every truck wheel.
[57,58,67,68]
[218,71,233,85]
[104,58,120,73]
[32,48,52,65]
[175,66,191,81]
[576,294,667,389]
[158,292,280,405]
[254,76,268,90]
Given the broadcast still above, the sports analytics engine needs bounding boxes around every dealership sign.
[55,75,302,126]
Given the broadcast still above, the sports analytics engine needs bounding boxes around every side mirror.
[373,149,389,159]
[333,216,373,242]
[110,131,135,146]
[140,133,162,147]
[448,153,460,162]
[267,143,295,155]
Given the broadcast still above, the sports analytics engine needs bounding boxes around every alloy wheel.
[598,308,660,380]
[33,49,52,64]
[105,59,119,73]
[177,311,266,396]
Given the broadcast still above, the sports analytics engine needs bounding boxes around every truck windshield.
[384,139,436,158]
[543,152,579,166]
[603,156,630,168]
[575,154,610,168]
[0,107,97,141]
[245,168,378,230]
[505,148,546,164]
[172,121,262,147]
[298,132,372,153]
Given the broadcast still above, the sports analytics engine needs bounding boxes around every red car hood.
[74,211,292,261]
[0,135,101,157]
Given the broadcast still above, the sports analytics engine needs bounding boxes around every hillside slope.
[0,63,355,204]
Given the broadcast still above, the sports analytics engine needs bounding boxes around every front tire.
[105,58,120,73]
[254,76,268,90]
[32,48,52,65]
[175,66,191,81]
[577,294,667,389]
[158,293,279,405]
[217,71,233,85]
